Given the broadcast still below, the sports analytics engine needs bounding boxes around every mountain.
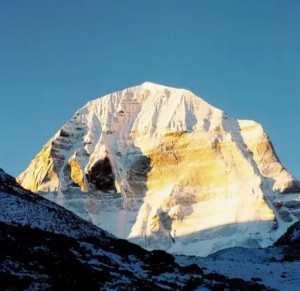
[1,167,269,290]
[17,82,300,256]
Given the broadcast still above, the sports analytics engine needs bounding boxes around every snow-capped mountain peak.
[17,83,300,256]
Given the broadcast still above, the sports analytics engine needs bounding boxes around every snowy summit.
[18,82,300,256]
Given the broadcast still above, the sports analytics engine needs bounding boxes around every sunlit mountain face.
[18,82,300,256]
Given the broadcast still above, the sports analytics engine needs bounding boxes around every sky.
[0,0,299,179]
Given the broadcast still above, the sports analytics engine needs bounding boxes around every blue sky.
[0,0,299,179]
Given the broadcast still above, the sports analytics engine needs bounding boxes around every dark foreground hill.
[0,168,268,290]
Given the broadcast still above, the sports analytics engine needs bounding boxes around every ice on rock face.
[17,82,300,256]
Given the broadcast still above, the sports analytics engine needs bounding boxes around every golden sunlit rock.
[68,158,87,192]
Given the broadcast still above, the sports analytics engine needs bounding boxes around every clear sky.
[0,0,299,179]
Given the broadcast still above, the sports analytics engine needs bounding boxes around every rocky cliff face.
[17,82,300,256]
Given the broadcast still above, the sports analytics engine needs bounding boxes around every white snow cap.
[17,82,300,256]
